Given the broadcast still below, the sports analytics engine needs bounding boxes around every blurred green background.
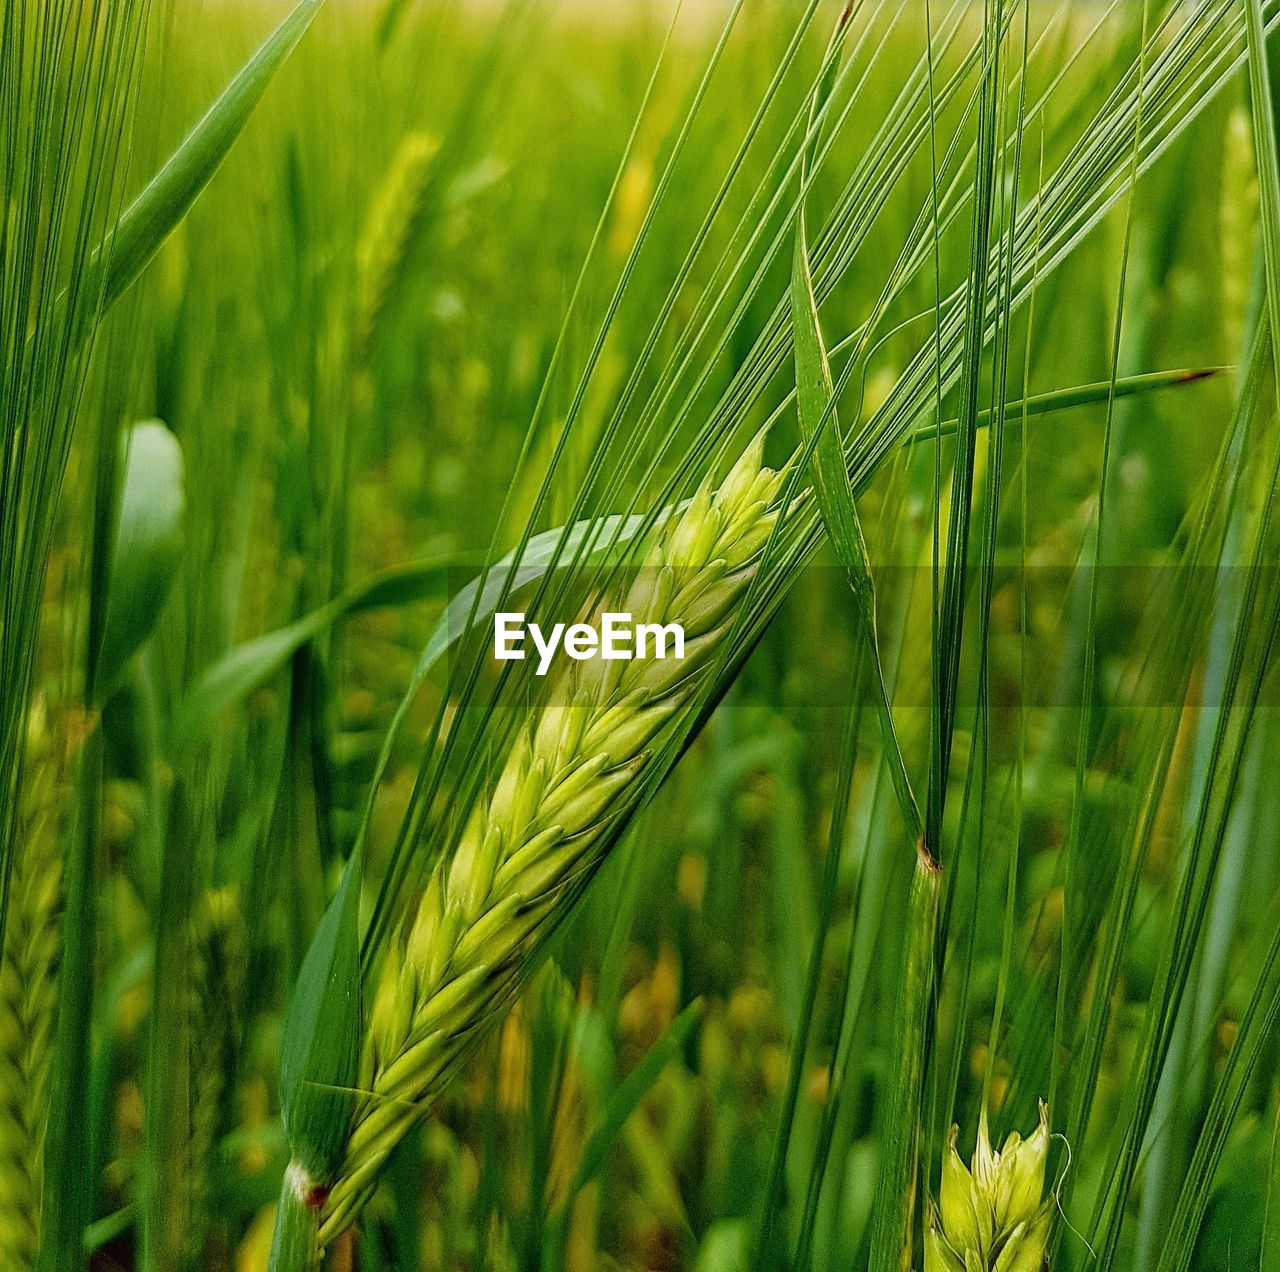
[13,1,1279,1269]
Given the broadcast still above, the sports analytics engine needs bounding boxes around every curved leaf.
[169,555,460,755]
[88,0,325,319]
[97,420,185,700]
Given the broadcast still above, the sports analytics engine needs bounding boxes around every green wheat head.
[0,703,65,1269]
[926,1102,1053,1272]
[309,437,784,1243]
[355,131,440,360]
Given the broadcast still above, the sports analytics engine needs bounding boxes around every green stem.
[1264,1092,1280,1271]
[268,1162,323,1272]
[867,843,942,1272]
[752,701,861,1269]
[142,714,193,1271]
[855,604,922,842]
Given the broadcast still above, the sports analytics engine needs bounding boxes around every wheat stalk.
[292,437,783,1245]
[1219,108,1258,357]
[0,702,64,1270]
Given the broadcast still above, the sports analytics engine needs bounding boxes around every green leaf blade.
[92,0,325,317]
[96,420,185,700]
[278,845,364,1187]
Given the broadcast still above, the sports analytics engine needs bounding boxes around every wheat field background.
[2,1,1279,1269]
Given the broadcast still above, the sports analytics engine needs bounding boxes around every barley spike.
[313,437,783,1244]
[927,1101,1054,1272]
[0,705,65,1270]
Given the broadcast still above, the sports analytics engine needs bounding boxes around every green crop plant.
[300,439,785,1251]
[5,1,1280,1269]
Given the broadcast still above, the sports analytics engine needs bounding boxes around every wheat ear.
[927,1102,1053,1272]
[311,437,783,1244]
[355,131,439,360]
[0,706,64,1270]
